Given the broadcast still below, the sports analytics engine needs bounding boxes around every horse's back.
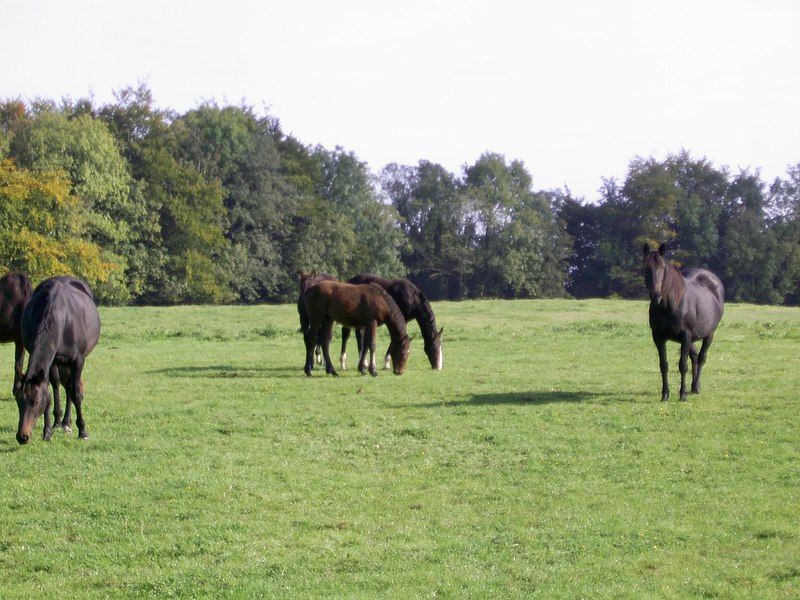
[682,268,724,337]
[23,276,100,357]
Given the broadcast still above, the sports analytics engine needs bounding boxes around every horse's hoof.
[43,430,52,441]
[79,432,89,440]
[679,394,688,402]
[370,370,378,377]
[661,395,669,402]
[327,371,339,377]
[60,425,72,433]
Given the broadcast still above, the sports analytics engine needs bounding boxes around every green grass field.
[0,299,798,598]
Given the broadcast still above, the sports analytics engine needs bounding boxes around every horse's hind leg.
[383,343,392,370]
[689,343,699,393]
[304,321,319,376]
[320,319,338,376]
[69,358,88,439]
[357,327,369,375]
[340,327,351,370]
[693,333,714,394]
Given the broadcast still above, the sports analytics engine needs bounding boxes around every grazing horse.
[340,274,443,371]
[15,276,100,444]
[0,272,32,396]
[297,271,337,367]
[643,243,724,402]
[299,280,411,376]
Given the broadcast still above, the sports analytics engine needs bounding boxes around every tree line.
[1,85,798,305]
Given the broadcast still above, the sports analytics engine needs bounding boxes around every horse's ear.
[658,243,667,256]
[438,326,444,337]
[643,243,651,256]
[15,367,24,383]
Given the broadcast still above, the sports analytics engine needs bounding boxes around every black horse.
[340,274,443,371]
[643,243,724,402]
[15,276,101,444]
[0,272,32,396]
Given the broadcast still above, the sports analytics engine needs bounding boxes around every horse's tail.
[297,297,310,335]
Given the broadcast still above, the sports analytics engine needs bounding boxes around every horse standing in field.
[0,272,32,396]
[340,274,443,371]
[15,276,100,444]
[297,271,337,367]
[299,280,411,376]
[643,243,724,402]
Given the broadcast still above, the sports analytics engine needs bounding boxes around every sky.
[3,0,799,200]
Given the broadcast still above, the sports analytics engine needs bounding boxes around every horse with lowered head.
[643,243,724,402]
[15,276,100,444]
[299,280,411,376]
[340,274,443,371]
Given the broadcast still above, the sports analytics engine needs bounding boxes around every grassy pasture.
[0,299,798,598]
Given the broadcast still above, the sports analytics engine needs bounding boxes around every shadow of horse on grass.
[148,365,296,379]
[392,390,600,409]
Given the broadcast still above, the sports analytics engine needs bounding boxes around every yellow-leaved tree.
[0,159,120,294]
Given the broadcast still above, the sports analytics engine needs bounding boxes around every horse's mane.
[413,288,438,339]
[27,291,58,376]
[661,260,686,307]
[371,284,407,338]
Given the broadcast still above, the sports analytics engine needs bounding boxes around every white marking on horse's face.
[384,355,392,370]
[436,347,443,370]
[340,353,347,370]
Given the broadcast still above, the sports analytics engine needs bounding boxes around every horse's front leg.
[320,319,338,376]
[367,323,378,377]
[12,341,24,397]
[49,365,65,431]
[653,334,669,402]
[678,333,691,401]
[42,383,53,442]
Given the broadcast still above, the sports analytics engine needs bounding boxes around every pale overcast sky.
[3,0,799,199]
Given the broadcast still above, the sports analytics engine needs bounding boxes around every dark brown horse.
[16,276,100,444]
[643,243,724,402]
[299,280,411,376]
[297,271,337,367]
[340,274,443,371]
[0,272,32,396]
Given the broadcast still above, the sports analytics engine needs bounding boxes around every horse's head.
[642,243,668,302]
[423,327,444,370]
[14,368,50,445]
[389,334,412,375]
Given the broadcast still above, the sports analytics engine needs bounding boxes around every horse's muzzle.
[16,432,30,445]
